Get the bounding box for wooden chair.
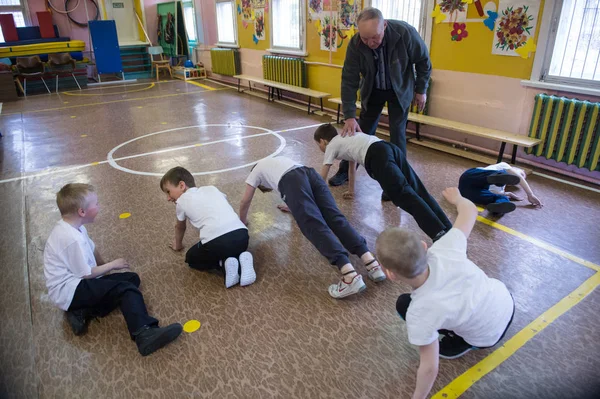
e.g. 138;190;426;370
148;46;172;82
15;56;51;96
48;53;81;93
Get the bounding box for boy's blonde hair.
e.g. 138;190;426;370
376;228;427;278
56;183;95;216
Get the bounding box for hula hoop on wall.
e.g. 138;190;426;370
46;0;80;14
65;0;100;27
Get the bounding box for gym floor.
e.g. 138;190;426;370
1;79;599;398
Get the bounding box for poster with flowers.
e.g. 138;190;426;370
309;0;324;21
241;0;252;22
338;0;361;30
252;0;265;7
436;0;468;23
319;11;339;51
254;8;265;40
492;0;539;56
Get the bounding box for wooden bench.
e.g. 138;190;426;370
0;103;3;138
234;74;330;115
328;97;541;164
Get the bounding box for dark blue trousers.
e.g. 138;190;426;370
458;168;511;206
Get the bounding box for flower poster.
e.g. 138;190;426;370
241;0;252;22
437;0;468;23
319;11;339;52
492;0;540;56
309;0;323;20
254;8;265;40
252;0;265;7
338;0;361;30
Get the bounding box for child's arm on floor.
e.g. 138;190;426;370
343;161;357;199
84;258;130;279
507;168;543;207
412;340;440;399
239;184;257;225
442;187;478;239
320;164;332;181
171;219;186;251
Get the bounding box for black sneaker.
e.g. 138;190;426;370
486;173;520;186
486;202;516;214
381;191;391;202
135;323;183;356
66;309;92;336
328;171;348;186
439;333;475;359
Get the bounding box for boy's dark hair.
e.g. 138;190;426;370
160;167;196;190
313;123;339;142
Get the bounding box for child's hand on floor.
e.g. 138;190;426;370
527;194;543;208
442;187;463;205
506;192;524;201
111;258;130;270
277;204;291;213
169;240;184;251
342;191;354;200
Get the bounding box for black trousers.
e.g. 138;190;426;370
365;141;452;239
278;166;369;268
396;293;515;348
68;272;158;338
185;228;249;272
338;88;408;174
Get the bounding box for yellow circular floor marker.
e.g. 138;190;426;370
71;116;76;118
183;320;201;333
63;101;69;104
161;122;167;125
137;106;143;109
119;212;131;219
80;134;88;137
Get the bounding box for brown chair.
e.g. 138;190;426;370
15;56;51;96
48;53;81;93
148;46;172;82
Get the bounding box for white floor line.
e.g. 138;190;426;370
533;171;600;194
0;123;325;184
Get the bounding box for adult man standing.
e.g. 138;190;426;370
329;7;432;196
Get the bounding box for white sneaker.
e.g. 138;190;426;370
366;262;386;282
224;257;240;288
239;251;256;287
328;274;366;299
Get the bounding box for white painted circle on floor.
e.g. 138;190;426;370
107;124;286;176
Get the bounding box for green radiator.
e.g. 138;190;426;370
210;48;241;76
262;55;307;88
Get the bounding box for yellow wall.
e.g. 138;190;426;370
236;4;270;50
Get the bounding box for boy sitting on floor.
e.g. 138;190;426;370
44;183;182;356
314;123;452;241
160;167;256;288
376;187;515;399
458;162;543;214
239;156;385;299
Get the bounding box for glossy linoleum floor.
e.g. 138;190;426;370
1;80;599;399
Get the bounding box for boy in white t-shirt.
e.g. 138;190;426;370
376;187;514;399
44;183;182;356
314;124;452;241
239;156;386;299
458;162;543;214
160;167;255;288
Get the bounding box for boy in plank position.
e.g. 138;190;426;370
239;156;385;299
314;123;452;241
376;187;514;399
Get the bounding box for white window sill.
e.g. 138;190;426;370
521;80;600;98
215;43;240;49
267;48;308;57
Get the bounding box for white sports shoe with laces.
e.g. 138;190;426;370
365;259;386;282
328;273;366;299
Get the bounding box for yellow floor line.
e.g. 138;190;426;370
62;83;155;96
2;87;231;116
433;271;600;399
185;80;216;90
476;215;600;272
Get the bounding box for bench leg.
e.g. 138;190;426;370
511;144;518;164
336;105;341;124
320;98;323;112
307;96;312;114
237;78;241;92
277;88;282;100
248;81;252;92
416;123;421;141
497;142;507;163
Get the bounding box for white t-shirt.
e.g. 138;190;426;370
478;162;513;195
323;133;382;166
245;156;302;193
176;186;247;244
406;228;514;348
44;220;97;311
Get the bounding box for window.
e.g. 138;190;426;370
370;0;428;40
0;0;30;43
541;0;600;88
182;0;197;43
216;0;237;46
270;0;305;55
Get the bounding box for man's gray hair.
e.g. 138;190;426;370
357;7;384;24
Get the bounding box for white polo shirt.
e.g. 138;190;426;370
323;133;382;166
176;186;247;244
245;156;302;194
405;228;514;348
44;220;97;311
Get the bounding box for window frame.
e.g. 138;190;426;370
367;0;433;48
267;0;307;56
182;0;199;45
215;0;239;48
0;0;32;43
526;0;600;95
